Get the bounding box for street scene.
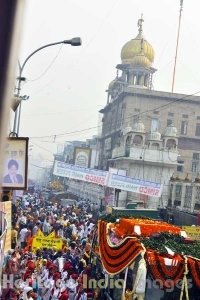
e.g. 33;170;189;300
1;0;200;299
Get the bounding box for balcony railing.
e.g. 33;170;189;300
112;145;178;165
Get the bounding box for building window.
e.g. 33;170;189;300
151;118;158;132
195;123;200;136
153;111;159;115
192;161;198;173
184;186;192;209
177;160;184;172
151;142;160;149
168;112;174;117
175;185;182;200
197;116;200;120
181;121;188;135
193;153;200;160
182;114;188;118
166;139;176;149
133;135;143;145
167;119;172;126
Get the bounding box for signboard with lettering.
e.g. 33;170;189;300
1;137;28;190
74;147;92;168
182;226;200;240
31;230;63;252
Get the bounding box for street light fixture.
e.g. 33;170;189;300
63;37;81;46
11;37;82;137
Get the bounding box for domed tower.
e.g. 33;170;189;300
106;73;126;103
131;117;146;146
147;130;162;149
106;77;118;103
117;15;156;89
122;117;146;157
162;123;178;150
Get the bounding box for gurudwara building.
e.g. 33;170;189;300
99;17;200;207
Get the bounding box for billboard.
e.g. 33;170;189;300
1;137;28;190
74;147;92;168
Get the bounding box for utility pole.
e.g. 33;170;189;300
115;188;121;207
171;0;184;93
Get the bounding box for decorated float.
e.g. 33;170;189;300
91;215;200;300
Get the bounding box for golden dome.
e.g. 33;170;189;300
121;17;154;65
131;53;151;68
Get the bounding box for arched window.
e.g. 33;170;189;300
151;142;160;149
166;139;176;149
133;135;143;145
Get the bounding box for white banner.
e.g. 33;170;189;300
108;173;162;197
53;161;108;186
53;161;162;197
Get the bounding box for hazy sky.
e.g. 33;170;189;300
11;0;200;162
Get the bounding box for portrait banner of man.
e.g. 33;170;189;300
1;137;28;190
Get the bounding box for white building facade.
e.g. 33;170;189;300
110;118;179;208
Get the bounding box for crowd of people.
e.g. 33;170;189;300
2;192;106;300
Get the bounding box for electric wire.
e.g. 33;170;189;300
30;163;52;169
30;141;54;154
28;88;200;139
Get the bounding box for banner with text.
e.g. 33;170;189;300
107;173;162;198
53;161;108;186
31;230;63;252
53;161;162;197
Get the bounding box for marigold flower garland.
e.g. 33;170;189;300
114;218;181;237
187;256;200;288
96;219;200;291
98;221;143;275
147;250;185;289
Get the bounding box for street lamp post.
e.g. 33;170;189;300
12;37;82;136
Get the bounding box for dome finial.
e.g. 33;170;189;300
137;14;144;35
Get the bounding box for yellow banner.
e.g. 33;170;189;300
182;226;200;240
31;230;63;252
